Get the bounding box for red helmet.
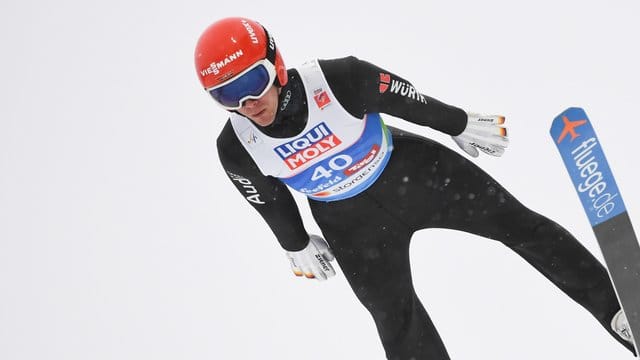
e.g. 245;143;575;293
194;17;287;90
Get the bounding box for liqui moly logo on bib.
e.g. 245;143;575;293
274;123;342;170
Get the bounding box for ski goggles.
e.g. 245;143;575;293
206;59;277;110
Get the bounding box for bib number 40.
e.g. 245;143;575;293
311;154;353;181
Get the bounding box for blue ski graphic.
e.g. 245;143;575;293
550;107;625;226
550;107;640;355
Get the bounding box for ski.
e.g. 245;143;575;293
550;107;640;354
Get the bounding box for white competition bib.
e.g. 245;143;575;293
230;59;393;201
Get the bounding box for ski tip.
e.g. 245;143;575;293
552;106;586;123
560;106;585;115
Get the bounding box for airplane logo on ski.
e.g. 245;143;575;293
556;115;587;144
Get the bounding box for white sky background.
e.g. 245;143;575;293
1;0;639;359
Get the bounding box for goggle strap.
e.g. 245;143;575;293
262;26;277;66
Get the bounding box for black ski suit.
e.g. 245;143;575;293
215;56;632;359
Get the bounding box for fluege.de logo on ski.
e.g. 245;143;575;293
554;110;623;224
274;123;342;170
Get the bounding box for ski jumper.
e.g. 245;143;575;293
216;56;632;359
